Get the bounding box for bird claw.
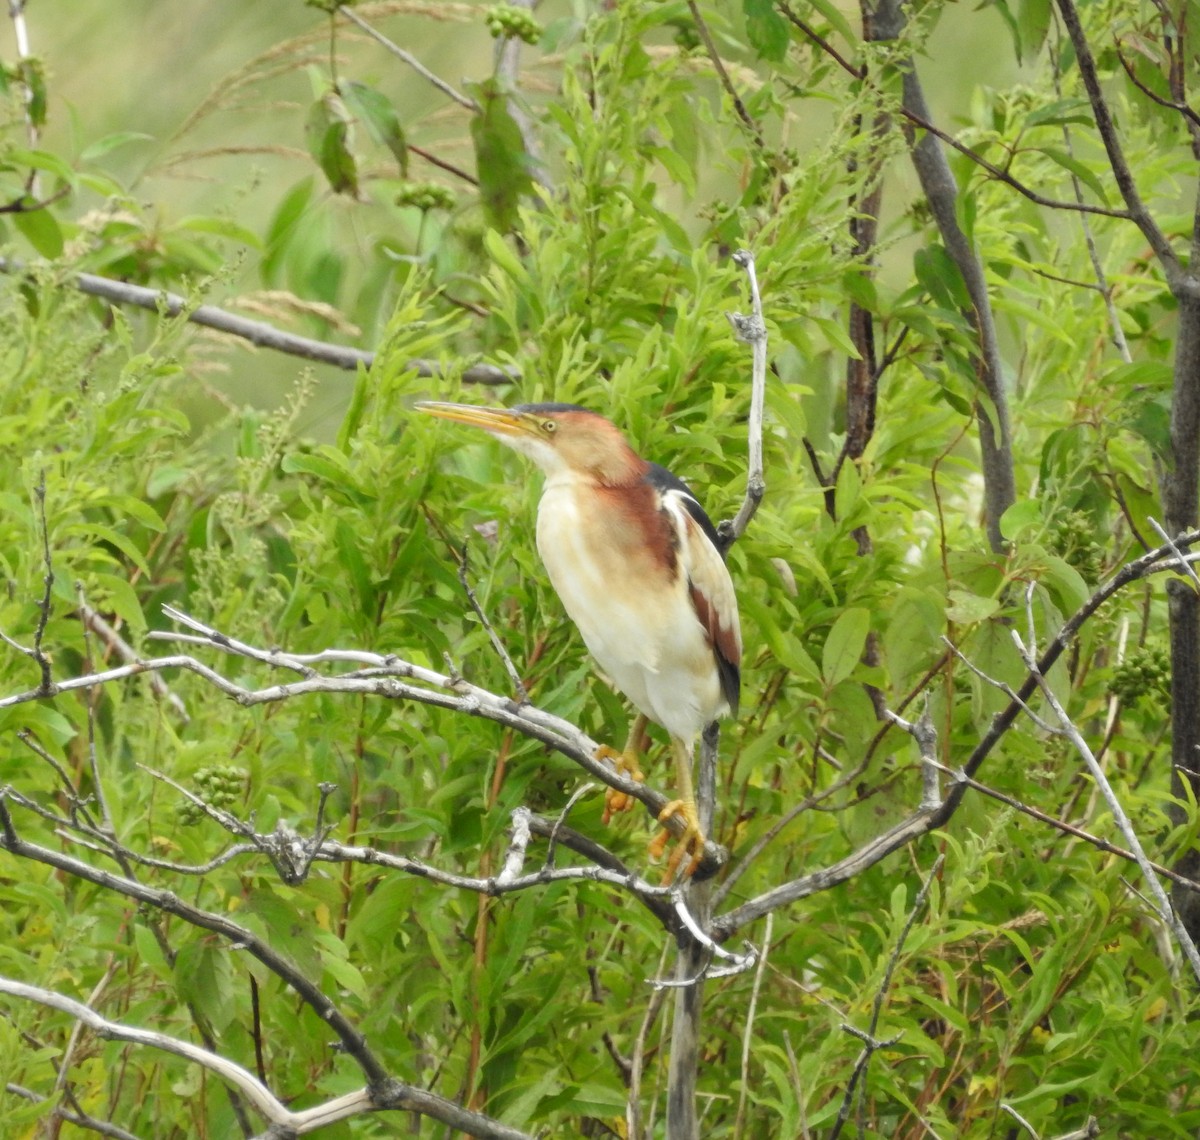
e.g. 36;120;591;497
596;744;645;824
649;798;705;882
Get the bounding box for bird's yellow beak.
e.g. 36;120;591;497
415;401;531;439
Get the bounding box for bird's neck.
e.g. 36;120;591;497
585;449;648;488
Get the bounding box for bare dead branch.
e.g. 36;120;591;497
0;256;518;383
0;800;390;1085
5;1081;143;1140
0;977;534;1140
78;601;188;721
721;249;768;549
883;700;941;810
1008;587;1200;983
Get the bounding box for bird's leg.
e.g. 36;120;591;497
597;713;647;824
648;737;704;880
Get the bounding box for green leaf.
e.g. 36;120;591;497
805;0;857;45
174;941;237;1033
914;244;971;312
822;607;870;687
13;202;63;258
306;93;358;196
18;58;47;129
340;80;408;174
945;588;1000;624
263;176;314;283
468;78;534;233
1000;498;1042;542
743;0;790;61
9;147;76;184
80;131;154;162
175;214;263;249
1035;147;1110;205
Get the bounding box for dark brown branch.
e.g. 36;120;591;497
778;2;1134;221
1115;40;1200;132
0;798;390;1087
872;0;1015;552
686;0;764;148
715;533;1200;939
1054;0;1182;279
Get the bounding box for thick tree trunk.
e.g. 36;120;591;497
872;0;1016;554
1165;288;1200;938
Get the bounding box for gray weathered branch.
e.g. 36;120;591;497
0;256;517;384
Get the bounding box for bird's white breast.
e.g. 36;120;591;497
535;475;724;743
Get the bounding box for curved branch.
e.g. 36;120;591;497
0;977;533;1140
0;801;388;1086
0;605;723;874
715;532;1200;939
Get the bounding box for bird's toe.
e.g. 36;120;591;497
596;744;645;824
650;798;705;881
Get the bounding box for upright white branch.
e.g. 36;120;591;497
1010;601;1200;985
724;249;768;546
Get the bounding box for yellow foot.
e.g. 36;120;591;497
595;744;645;824
648;798;705;882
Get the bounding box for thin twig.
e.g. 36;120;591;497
883;699;940;810
0;976;534;1139
732;912;774;1140
626;943;671;1140
1009;586;1200;984
337;5;479;111
0;800;391;1085
78;600;189;721
1053;0;1183;280
458;542;528;702
31;471;54;692
685;0;763;147
1146;516;1200;590
929;759;1200;893
1051;31;1133;363
828;854;944;1140
4;1082;143;1140
76;585;116;834
942;636;1061;734
1000;1103;1040;1139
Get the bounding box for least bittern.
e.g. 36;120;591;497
418;401;741;877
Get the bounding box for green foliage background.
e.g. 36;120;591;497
0;1;1197;1137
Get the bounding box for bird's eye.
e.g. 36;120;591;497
542;420;557;434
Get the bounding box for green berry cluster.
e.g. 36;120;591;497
484;3;541;44
1050;509;1105;584
394;181;455;211
1108;645;1171;706
177;765;246;826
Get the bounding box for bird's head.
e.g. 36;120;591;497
417;400;643;484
